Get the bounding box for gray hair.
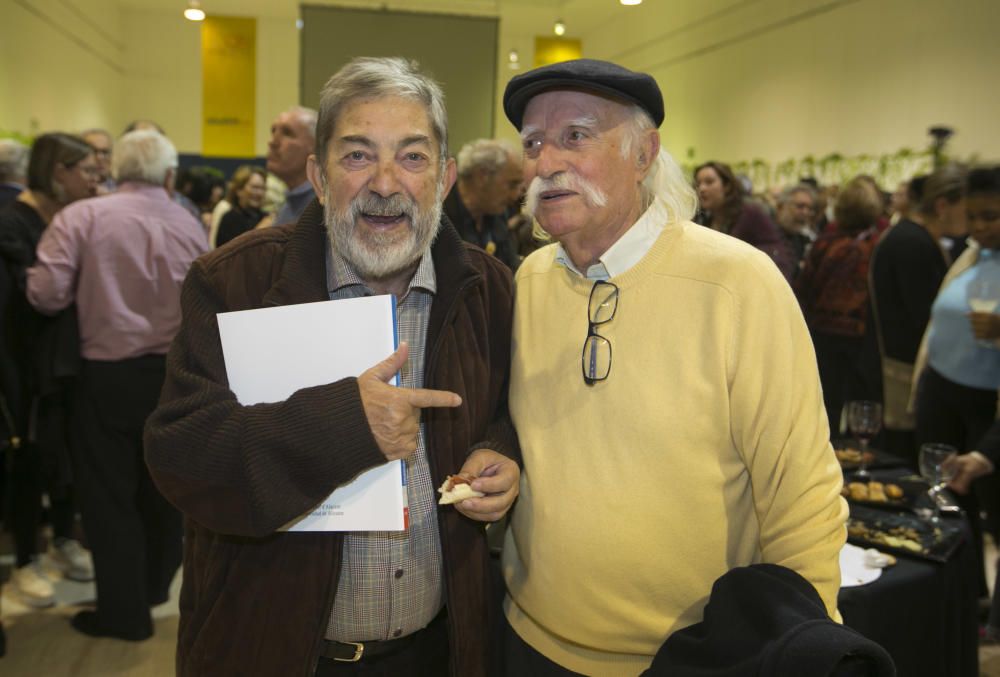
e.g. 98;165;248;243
779;183;817;205
457;139;512;179
315;57;448;173
0;139;30;182
621;104;697;225
113;130;178;185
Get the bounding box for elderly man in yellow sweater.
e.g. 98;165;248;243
499;59;848;676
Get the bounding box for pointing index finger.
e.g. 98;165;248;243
406;387;462;409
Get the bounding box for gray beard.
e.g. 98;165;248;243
324;180;444;281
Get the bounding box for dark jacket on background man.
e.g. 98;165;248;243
144;201;517;677
443;187;520;271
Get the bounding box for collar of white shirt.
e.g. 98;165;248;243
554;196;669;281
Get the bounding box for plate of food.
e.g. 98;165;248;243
832;442;905;471
841;480;909;508
846;504;966;563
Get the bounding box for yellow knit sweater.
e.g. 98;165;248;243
503;218;847;676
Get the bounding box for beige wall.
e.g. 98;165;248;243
578;0;998;169
119;7;298;156
0;3;297;156
4;0;996;169
1;0;124;138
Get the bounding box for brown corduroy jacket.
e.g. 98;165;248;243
144;200;517;676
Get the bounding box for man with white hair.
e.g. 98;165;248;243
144;57;518;676
0;138;29;208
500;59;848;675
267;105;319;226
443;138;523;270
26;130;207;641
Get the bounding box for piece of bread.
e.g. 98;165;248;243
437;474;485;505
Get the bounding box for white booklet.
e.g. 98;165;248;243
217;295;408;532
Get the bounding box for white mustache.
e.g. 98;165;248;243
525;172;608;216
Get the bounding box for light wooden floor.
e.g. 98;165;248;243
3;541;1000;675
1;550;180;676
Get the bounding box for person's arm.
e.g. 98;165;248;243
25;209;82;315
449;254;521;522
730;251;847;620
143;259;459;538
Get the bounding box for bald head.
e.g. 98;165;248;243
266;106;317;187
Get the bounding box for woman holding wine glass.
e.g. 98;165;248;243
912;165;1000;602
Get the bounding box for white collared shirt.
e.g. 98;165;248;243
554;196;669;280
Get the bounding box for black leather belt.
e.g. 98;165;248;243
320;609;446;663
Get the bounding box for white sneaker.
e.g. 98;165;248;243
49;539;95;582
8;563;56;608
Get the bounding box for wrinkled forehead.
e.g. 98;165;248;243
520;89;629;135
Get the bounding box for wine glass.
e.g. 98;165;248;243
846;400;882;480
918;443;958;523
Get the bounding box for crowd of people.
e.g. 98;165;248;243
0;54;997;675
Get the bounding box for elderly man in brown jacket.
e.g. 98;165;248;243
144;57;519;677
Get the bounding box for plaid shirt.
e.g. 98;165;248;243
324;243;444;642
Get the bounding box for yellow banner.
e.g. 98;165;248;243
201;17;256;157
534;37;582;67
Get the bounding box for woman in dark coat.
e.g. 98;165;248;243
694;161;794;279
0;133;98;608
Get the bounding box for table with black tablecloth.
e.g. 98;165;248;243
838;508;979;676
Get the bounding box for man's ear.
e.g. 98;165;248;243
164;167;177;195
637;129;660;176
306;154;325;204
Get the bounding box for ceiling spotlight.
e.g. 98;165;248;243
184;0;205;21
508;49;520;69
620;0;643;5
553;19;566;36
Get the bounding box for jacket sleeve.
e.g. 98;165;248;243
979;420;1000;466
143;258;386;538
468;251;521;466
730;251;848;621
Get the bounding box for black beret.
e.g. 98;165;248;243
503;58;664;130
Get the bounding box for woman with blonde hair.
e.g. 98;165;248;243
796;175;883;434
213;164;267;248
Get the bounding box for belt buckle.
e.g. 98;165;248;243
334;641;365;662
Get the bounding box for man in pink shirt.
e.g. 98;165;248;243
27;129;208;640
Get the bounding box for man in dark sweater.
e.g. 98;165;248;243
144;57;519;677
443;138;523;271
